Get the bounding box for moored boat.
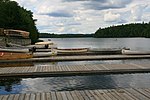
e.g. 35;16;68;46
0;48;30;53
54;48;88;54
122;49;150;55
0;52;33;60
88;48;122;54
27;41;57;49
33;52;57;57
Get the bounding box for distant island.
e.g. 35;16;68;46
39;33;93;38
94;22;150;38
39;22;150;38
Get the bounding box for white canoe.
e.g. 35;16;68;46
0;48;30;53
89;48;122;54
54;48;88;54
33;52;57;57
35;41;54;45
122;49;150;55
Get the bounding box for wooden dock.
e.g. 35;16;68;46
1;88;150;100
0;54;150;63
0;63;150;77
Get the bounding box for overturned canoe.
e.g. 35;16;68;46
89;48;122;54
33;52;57;57
0;52;33;60
54;48;88;54
0;48;30;53
122;49;150;55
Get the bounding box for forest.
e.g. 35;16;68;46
39;33;93;38
94;22;150;38
0;0;38;44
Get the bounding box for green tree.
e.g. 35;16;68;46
0;0;39;44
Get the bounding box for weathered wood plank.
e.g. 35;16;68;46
0;63;150;77
60;92;68;100
1;95;8;100
78;91;90;100
35;93;40;100
102;90;119;100
41;93;46;100
1;88;150;100
7;94;15;100
133;88;150;99
74;91;84;100
30;93;35;100
65;91;74;100
55;92;63;100
45;92;52;100
13;94;20;100
19;94;25;100
51;92;57;100
1;54;150;63
126;88;150;100
24;93;30;100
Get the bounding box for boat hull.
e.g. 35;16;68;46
89;48;122;54
54;48;88;54
122;49;150;55
0;52;33;60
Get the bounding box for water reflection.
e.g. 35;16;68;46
1;73;150;94
0;78;22;94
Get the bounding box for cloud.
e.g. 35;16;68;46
43;11;73;17
63;0;132;10
63;0;106;2
104;12;120;22
131;4;148;21
12;0;150;34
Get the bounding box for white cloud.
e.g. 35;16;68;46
104;12;121;22
58;27;65;32
131;4;148;21
11;0;150;34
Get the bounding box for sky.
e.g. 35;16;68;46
12;0;150;34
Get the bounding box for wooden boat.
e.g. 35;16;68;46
88;48;122;54
54;48;88;54
122;49;150;55
0;52;33;60
0;62;34;67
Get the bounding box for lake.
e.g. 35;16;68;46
1;38;150;95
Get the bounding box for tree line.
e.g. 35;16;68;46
0;0;38;44
39;33;93;38
94;22;150;38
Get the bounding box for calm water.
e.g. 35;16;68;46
1;38;150;95
43;38;150;50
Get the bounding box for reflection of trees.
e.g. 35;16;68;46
0;78;21;92
43;75;117;91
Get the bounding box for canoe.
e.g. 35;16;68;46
33;52;57;57
89;48;122;54
0;52;33;60
0;48;30;53
122;49;150;55
54;48;88;54
35;41;54;45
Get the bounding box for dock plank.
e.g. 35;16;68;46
1;54;150;63
126;88;150;100
35;93;40;100
1;88;150;100
0;63;150;77
7;95;14;100
45;93;52;100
